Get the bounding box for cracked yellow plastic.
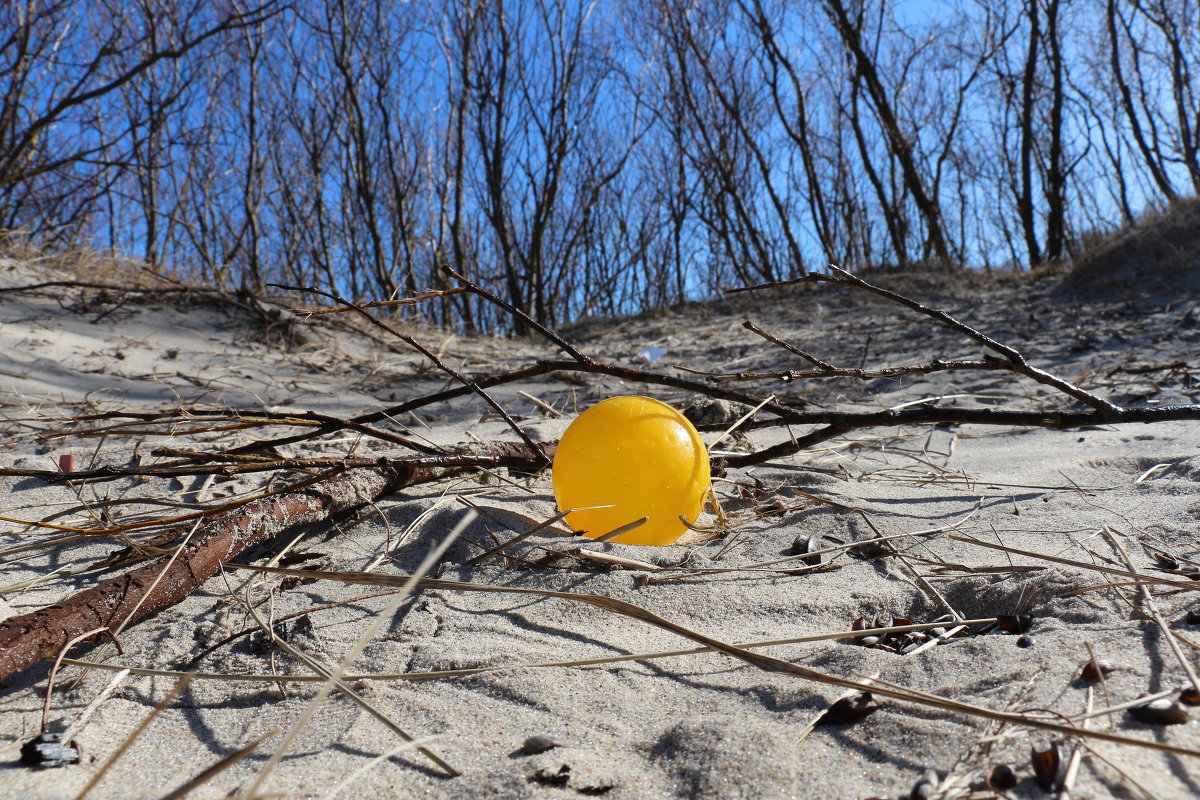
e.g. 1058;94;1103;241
552;395;710;546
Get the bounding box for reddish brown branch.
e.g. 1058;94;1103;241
0;464;437;684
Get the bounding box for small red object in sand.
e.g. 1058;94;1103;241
58;454;73;473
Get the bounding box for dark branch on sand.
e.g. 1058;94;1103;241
0;448;547;485
729;265;1118;412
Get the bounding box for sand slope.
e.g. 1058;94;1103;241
2;259;1199;799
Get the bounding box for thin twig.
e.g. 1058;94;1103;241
1104;528;1200;695
1059;688;1091;800
158;728;281;800
41;627;120;732
273;283;549;466
73;674;193;800
729;265;1119;413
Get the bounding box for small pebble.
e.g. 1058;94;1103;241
928;627;947;639
788;535;822;566
1185;609;1200;626
521;734;564;755
1128;699;1190;725
910;768;939;800
1078;658;1115;682
1031;742;1065;791
1016;635;1035;648
859;636;881;647
989;763;1017;789
20;733;79;768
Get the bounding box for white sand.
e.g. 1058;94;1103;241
2;257;1199;799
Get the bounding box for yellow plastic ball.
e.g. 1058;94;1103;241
552;395;710;546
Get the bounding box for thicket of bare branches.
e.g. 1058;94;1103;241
4;0;1199;331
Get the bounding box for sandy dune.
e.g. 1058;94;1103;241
2;256;1199;799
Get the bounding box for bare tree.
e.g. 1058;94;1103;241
458;0;638;333
5;0;1200;333
822;0;952;265
1106;0;1180;202
0;0;285;244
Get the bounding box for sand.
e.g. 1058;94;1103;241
2;255;1199;799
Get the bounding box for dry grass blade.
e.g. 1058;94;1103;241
1103;529;1200;695
158;727;280;800
1059;689;1092;800
230;563;1200;758
708;393;775;449
1084;641;1115;729
320;737;440;800
238;510;476;798
575;549;662;570
41;627;119;730
462;504;575;565
592;515;649;543
65;618;998;684
58;668;130;745
1072;686;1180;723
949;535;1200;591
516;389;561;417
73;674;193;800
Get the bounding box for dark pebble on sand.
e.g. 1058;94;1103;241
20;733;79;768
910;769;939;799
1078;658;1115;682
1016;635;1035;648
1128;699;1190;725
989;763;1017;789
788;534;822;565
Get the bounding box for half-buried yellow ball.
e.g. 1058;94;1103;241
552;395;710;546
